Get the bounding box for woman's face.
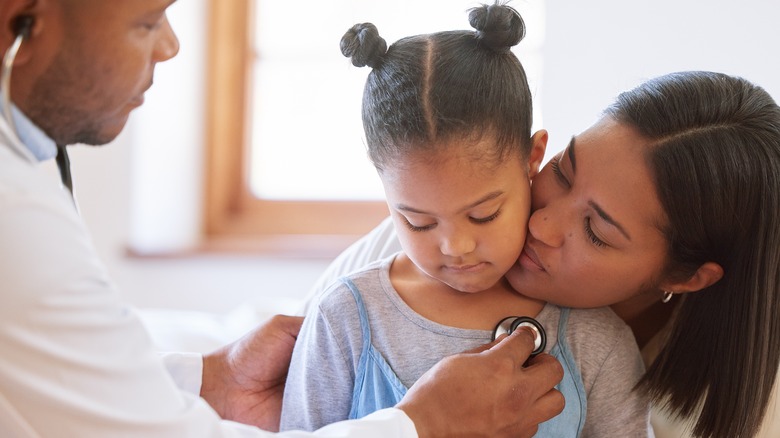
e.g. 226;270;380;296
505;117;670;308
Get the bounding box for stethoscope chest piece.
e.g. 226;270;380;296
491;316;546;356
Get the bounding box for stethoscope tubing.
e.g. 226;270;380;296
1;32;35;164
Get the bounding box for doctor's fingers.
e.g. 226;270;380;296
463;337;501;354
517;355;565;422
488;325;543;366
507;384;565;438
517;353;565;422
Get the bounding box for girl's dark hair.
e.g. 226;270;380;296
340;1;532;170
606;71;780;438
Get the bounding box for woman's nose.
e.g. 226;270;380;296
528;207;564;248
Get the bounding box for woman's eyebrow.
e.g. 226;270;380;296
567;137;577;173
588;200;632;241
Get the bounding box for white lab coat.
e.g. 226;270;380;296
0;115;417;437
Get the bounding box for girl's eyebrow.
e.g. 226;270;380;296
396;191;504;215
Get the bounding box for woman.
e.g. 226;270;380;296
306;71;780;437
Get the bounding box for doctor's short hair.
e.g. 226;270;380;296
340;1;533;171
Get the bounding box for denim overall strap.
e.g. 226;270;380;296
340;278;408;420
535;307;588;437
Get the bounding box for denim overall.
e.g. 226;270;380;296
342;277;587;436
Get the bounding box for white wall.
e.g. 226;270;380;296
66;0;780;314
541;0;780;151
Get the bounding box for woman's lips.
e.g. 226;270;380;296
519;246;545;272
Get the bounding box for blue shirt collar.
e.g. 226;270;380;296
0;104;57;162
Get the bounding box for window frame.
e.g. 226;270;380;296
204;0;389;257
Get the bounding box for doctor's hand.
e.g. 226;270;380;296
397;328;564;438
200;314;304;431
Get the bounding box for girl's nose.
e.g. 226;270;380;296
440;232;476;257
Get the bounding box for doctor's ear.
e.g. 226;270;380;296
527;130;548;178
2;14;37;67
1;0;35;37
1;0;49;64
12;15;34;39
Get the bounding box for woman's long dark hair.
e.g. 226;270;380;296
607;71;780;437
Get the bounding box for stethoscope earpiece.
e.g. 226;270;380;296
12;16;34;39
491;316;546;357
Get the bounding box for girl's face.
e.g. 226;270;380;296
380;135;545;293
506;118;670;308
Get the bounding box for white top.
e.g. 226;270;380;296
300;217;401;316
0;113;417;437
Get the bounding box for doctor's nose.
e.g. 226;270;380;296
154;16;181;63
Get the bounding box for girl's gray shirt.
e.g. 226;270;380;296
281;254;652;437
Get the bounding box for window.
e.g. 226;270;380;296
205;0;544;257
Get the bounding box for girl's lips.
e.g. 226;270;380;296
446;262;487;272
519;247;545;272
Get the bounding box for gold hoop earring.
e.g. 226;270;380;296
662;290;674;303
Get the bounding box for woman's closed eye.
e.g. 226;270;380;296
584;217;608;248
550;156;571;187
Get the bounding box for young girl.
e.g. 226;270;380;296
281;3;650;436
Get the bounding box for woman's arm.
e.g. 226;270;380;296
579;315;651;438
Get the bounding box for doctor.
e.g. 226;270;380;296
0;1;564;437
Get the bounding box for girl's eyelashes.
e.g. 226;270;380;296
402;210;500;231
471;210;501;224
550;156;571;187
584;217;607;248
404;217;435;232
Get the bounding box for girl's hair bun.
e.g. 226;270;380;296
340;23;388;69
468;1;526;52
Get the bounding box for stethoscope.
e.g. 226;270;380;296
491;316;546;357
2;16;74;195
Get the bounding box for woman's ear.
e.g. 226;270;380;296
662;262;724;294
527;129;548;178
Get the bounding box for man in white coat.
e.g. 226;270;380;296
0;1;564;437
